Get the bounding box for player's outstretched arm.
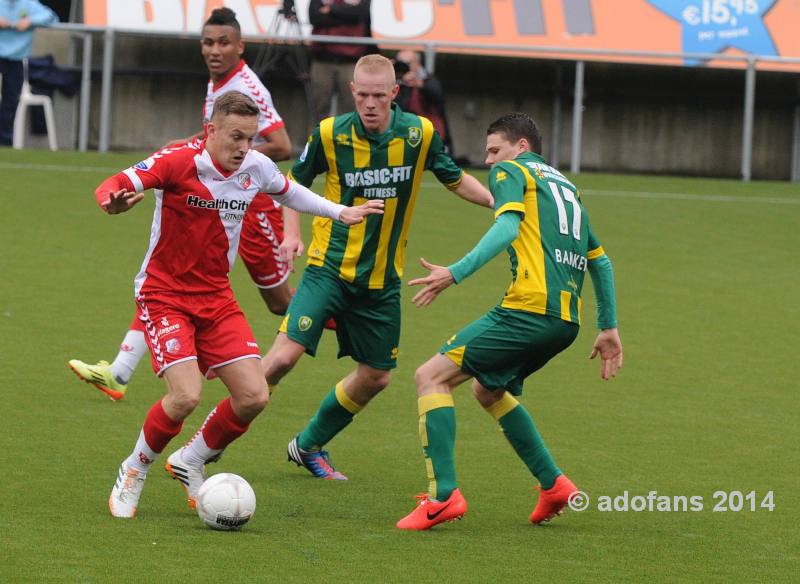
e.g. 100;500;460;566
276;180;384;224
104;189;145;214
590;328;623;380
451;173;494;208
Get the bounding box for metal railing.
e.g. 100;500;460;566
49;22;800;181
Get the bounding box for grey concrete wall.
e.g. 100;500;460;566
28;29;800;180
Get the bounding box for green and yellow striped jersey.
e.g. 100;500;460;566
289;104;463;289
490;151;607;324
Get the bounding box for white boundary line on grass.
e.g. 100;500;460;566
2;162;798;205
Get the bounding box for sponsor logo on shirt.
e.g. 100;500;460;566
335;133;351;146
495;170;508;182
186;195;250;211
134;156;155;170
344;166;412;188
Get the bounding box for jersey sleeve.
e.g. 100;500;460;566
254;87;285;137
254;154;291;195
94;147;181;208
425;130;463;189
490;162;527;219
288;127;327;187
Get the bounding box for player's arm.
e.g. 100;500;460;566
427;130;493;208
409;212;520;307
94;154;171;214
275;180;383;225
586;229;623;379
450;173;493;208
409;162;522;305
253;127;292;162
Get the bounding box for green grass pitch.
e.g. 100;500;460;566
0;149;797;582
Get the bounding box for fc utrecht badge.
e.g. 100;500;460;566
237;173;252;189
407;127;422;148
165;338;181;354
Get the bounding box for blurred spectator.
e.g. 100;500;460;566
308;0;372;119
393;50;453;154
0;0;58;146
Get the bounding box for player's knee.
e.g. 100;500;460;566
367;370;391;392
472;383;498;409
235;382;270;417
170;389;202;417
265;297;289;316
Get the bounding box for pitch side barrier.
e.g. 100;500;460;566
47;23;800;181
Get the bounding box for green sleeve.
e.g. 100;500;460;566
425;130;463;189
448;212;521;283
586;227;618;329
489;162;527;218
288;127;327;187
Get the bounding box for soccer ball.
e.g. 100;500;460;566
196;473;256;531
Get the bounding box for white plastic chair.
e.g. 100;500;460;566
13;58;57;151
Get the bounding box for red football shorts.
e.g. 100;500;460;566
238;196;289;289
136;289;260;377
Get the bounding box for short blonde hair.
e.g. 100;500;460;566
211;90;259;120
353;54;395;82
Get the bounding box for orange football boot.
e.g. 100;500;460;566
396;488;467;530
530;474;579;524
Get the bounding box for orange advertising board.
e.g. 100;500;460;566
83;0;800;71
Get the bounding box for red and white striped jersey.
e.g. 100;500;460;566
203;60;284;146
112;142;290;297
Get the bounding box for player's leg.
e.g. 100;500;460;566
288;362;390;480
473;382;578;524
109;360;202;518
165;294;264;508
68;312;148;400
287;282;398;479
396;353;471;530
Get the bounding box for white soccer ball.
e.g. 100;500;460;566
196;473;256;531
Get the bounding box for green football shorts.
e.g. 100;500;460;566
279;266;401;370
440;306;579;395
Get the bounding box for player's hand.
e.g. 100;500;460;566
590;328;623;380
0;17;9;28
338;199;384;225
103;189;144;214
408;258;455;307
279;235;304;272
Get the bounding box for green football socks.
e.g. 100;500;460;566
298;382;363;451
417;393;457;501
485;392;561;490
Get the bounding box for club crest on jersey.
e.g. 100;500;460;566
237;173;252;189
134;156;155;171
407;127;422;148
298;316;313;332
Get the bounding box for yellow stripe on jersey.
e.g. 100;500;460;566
369;138;405;288
394;117;434;278
369;196;399;289
388;137;405;166
501;160;548;314
587;246;606;260
351;126;371;168
560;290;572;322
339;197;367;282
308;118;341;268
577;296;582;325
494;201;526;219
